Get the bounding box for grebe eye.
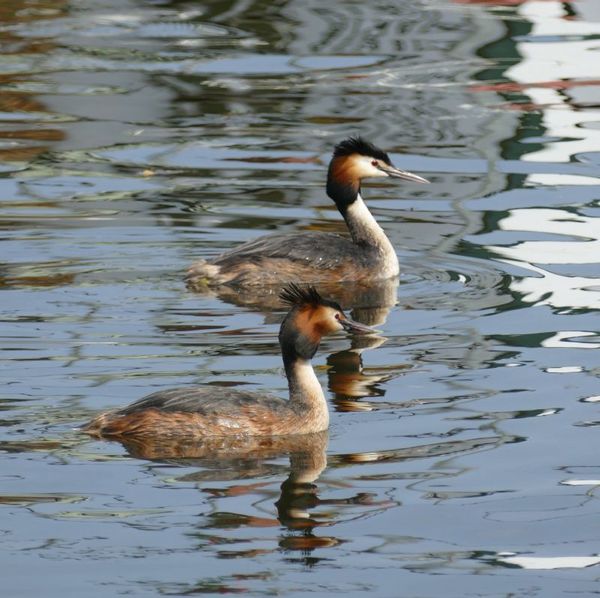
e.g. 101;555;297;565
335;313;341;320
371;160;378;167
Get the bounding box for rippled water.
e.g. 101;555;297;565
1;0;599;595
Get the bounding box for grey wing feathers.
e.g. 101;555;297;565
213;232;358;270
117;386;285;416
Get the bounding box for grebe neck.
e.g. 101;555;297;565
343;193;399;276
284;357;329;426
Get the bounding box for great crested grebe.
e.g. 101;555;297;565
83;284;373;440
186;137;429;288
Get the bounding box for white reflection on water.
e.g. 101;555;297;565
491;206;599;309
560;479;600;486
495;208;598;265
506;0;600;164
499;553;600;570
541;331;600;349
527;173;599;185
498;259;599;310
488;1;600;311
507;0;600;79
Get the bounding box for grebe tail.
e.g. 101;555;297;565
186;137;428;288
83;284;373;440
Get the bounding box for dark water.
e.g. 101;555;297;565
1;0;599;595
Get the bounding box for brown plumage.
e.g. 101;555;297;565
84;398;321;439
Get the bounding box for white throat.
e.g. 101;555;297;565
344;193;399;277
288;360;329;426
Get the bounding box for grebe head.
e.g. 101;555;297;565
326;136;429;211
279;284;372;361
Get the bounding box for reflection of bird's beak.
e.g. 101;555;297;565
340;317;376;335
379;163;429;184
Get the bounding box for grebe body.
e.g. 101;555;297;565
83;284;372;440
187;138;428;288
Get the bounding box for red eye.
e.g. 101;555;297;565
371;160;378;167
335;313;341;320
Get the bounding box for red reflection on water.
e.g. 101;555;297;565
471;80;600;93
454;0;572;5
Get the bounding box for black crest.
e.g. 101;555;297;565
279;283;341;311
332;137;391;165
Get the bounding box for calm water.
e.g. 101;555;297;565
1;0;599;595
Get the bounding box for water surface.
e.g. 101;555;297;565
1;0;599;596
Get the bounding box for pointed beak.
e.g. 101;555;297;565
379;163;429;184
340;317;376;335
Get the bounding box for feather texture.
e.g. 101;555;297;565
332;136;392;164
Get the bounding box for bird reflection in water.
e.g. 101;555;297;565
189;278;402;412
320;278;407;412
110;430;395;562
90;430;514;571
